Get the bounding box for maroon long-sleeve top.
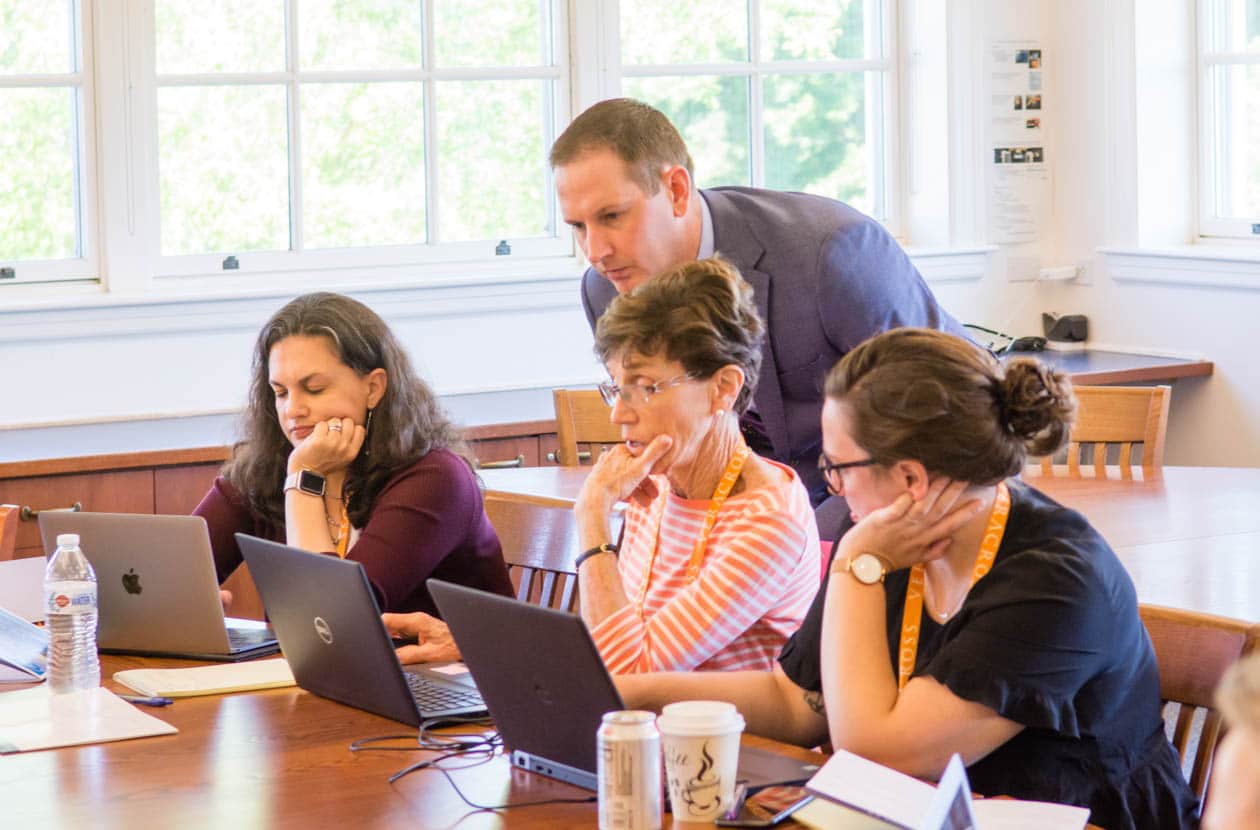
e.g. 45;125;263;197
193;448;514;616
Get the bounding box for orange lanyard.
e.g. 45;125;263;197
897;481;1010;690
334;502;350;559
636;442;751;614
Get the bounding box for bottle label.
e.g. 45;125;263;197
46;582;97;615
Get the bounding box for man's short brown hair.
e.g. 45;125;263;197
550;98;694;194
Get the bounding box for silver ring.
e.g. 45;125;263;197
329;424;343;432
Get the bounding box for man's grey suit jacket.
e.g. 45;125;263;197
581;186;966;536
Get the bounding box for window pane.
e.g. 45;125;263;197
0;88;77;260
620;0;747;65
761;0;868;61
155;0;284;74
1210;64;1260;219
437;80;550;242
433;0;549;67
0;0;74;74
622;75;750;187
158;86;289;254
1210;0;1260;52
302;83;425;248
764;72;871;212
300;1;421;71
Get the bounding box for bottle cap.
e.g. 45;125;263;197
55;533;80;546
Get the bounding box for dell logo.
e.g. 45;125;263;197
313;616;334;645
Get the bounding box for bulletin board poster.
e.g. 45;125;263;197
987;40;1048;246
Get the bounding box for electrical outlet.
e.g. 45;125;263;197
1073;258;1093;285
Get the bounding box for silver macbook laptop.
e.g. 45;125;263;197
37;512;278;661
236;533;485;727
428;579;823;792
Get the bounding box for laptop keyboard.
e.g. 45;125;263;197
227;627;275;649
405;671;484;712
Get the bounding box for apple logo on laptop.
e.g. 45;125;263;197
122;568;142;595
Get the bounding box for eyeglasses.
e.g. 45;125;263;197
598;374;694;407
817;454;878;491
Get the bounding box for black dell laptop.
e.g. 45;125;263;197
237;534;485;727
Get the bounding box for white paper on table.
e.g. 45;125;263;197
973;799;1090;830
807;749;1090;830
426;662;471;676
0;686;177;753
807;749;937;828
0;605;47;683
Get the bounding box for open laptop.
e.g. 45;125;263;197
38;512;278;661
428;579;822;792
236;534;485;727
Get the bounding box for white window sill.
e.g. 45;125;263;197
904;246;997;283
1101;245;1260;290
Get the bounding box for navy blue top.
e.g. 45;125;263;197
779;480;1199;830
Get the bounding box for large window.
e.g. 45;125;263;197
614;0;895;224
1200;0;1260;237
0;1;95;284
0;0;903;293
0;0;568;288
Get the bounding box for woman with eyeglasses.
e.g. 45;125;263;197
572;256;820;674
194;292;514;629
619;328;1197;829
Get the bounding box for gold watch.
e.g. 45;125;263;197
844;553;889;585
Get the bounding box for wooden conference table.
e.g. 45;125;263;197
1;654;826;828
479;465;1260;622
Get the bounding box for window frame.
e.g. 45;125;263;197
1198;0;1260;239
0;0;99;287
598;0;901;235
4;0;913;297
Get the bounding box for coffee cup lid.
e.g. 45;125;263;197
657;700;745;736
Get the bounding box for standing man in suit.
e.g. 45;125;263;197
550;98;966;539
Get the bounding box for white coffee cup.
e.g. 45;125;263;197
656;700;745;821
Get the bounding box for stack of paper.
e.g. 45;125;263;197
803;749;1091;830
0;686;177;753
113;657;295;698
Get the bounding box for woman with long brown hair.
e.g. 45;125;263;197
195;292;513;619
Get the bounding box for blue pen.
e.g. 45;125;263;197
117;694;174;707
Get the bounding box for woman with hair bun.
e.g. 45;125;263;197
620;327;1197;829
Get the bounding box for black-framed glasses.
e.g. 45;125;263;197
817;454;878;488
598;374;695;407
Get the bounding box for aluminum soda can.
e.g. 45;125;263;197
597;710;662;830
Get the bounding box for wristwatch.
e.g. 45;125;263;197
283;469;326;497
844;552;890;585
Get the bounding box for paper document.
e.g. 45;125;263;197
113;657;295;698
0;605;48;683
807;750;1090;830
0;686;177;753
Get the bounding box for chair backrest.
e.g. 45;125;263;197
552;389;621;466
1139;603;1260;802
483;493;580;613
1034;385;1170;479
0;504;19;562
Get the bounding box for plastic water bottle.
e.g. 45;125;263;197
44;533;100;693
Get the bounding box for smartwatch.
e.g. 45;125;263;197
283;469;326;497
844;552;889;585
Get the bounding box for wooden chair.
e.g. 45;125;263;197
1034;385;1170;479
484;492;581;613
0;504;19;561
1139;603;1260;802
552;389;622;466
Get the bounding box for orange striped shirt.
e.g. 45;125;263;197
591;460;820;675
